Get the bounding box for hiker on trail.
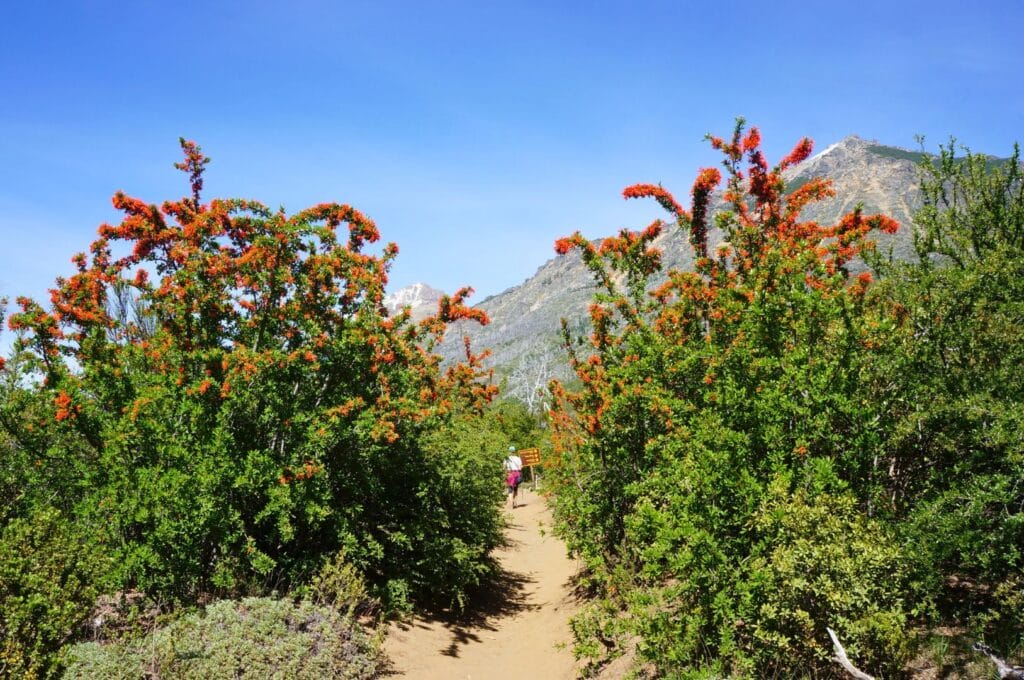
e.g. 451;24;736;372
504;446;523;509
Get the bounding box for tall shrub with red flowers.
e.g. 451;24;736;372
1;140;501;610
547;121;910;676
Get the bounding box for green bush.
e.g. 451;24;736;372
606;445;910;677
1;140;501;612
416;413;510;609
308;550;375;618
741;482;910;677
0;507;113;679
64;597;381;679
874;140;1024;647
548;123;1024;676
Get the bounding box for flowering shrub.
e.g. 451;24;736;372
547;120;910;676
1;140;500;613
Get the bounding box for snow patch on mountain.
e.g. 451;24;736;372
384;283;445;321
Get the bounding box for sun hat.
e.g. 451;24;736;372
509;445;516;452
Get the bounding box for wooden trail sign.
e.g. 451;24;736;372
517;448;542;489
519;448;541;466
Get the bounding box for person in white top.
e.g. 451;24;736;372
504;445;524;508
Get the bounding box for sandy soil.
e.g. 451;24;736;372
382;486;583;679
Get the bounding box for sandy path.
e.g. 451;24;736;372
382;486;582;679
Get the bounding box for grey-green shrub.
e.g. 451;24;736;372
64;597;380;679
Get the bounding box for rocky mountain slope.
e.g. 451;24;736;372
419;136;928;408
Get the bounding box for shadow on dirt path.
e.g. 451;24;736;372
382;487;582;679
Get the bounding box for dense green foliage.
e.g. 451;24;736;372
549;123;1023;677
866;144;929;164
0;141;505;676
0;507;113;677
877;140;1024;650
64;597;381;679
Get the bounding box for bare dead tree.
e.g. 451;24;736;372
107;280;156;343
507;345;559;412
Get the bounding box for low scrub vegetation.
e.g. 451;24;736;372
64;597;380;679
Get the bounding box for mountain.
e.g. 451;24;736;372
435;136;929;409
383;282;445;321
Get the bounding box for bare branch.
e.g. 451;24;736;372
973;642;1024;679
827;627;875;680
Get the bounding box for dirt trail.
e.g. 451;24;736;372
382;486;583;679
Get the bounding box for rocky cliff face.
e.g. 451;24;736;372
789;136;923;261
422;136;928;408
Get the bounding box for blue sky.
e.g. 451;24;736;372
1;0;1022;328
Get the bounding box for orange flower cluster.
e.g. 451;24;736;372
278;460;323;485
54;391;79;422
6;138;495;494
689;167;722;258
547;120;900;472
780;138;815;170
623;183;687;218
